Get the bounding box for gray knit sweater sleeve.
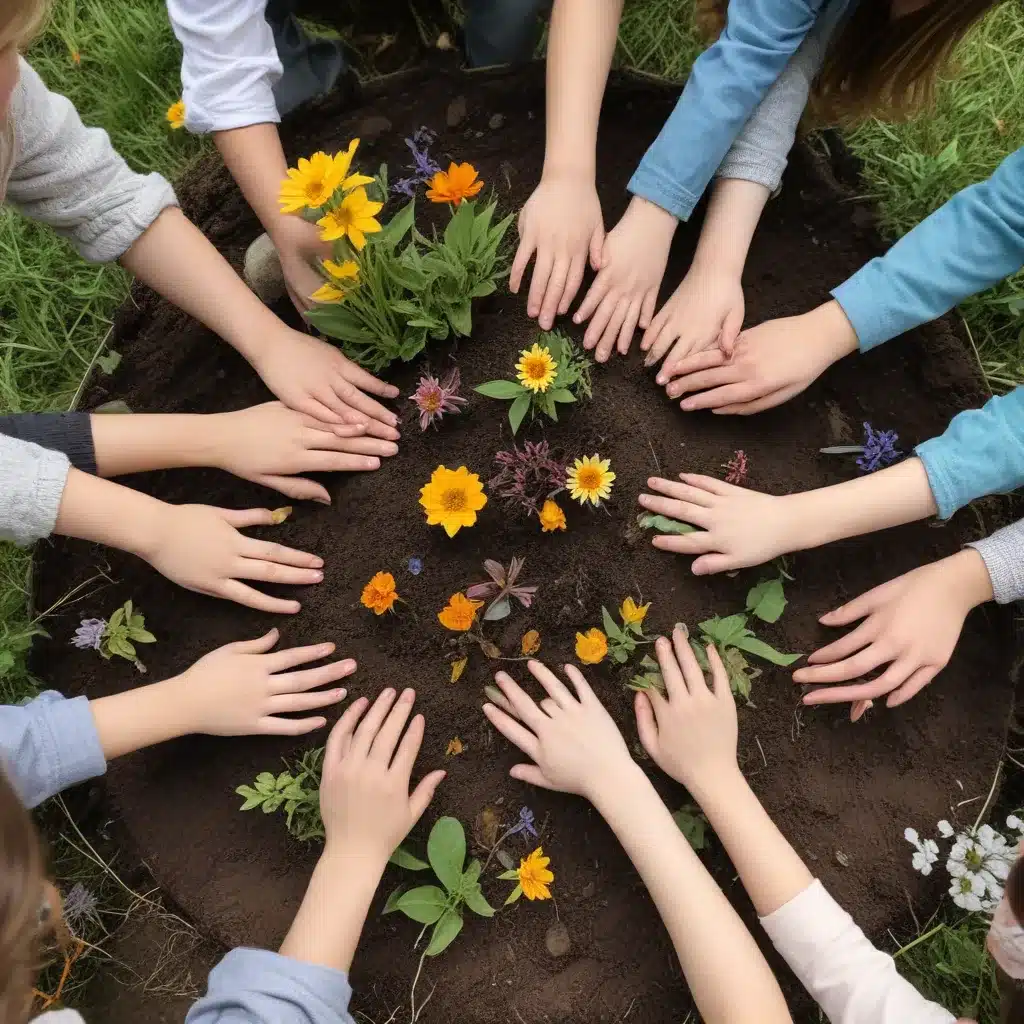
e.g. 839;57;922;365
6;58;178;263
968;519;1024;605
0;434;70;547
716;0;849;192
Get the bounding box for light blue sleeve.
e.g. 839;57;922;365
916;386;1024;519
185;948;355;1024
0;692;106;809
832;145;1024;351
627;0;827;219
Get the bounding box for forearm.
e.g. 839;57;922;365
786;458;938;552
89;680;192;760
692;178;772;278
593;764;791;1023
280;849;384;973
119;206;281;365
542;0;623;176
90;413;222;477
215;123;292;239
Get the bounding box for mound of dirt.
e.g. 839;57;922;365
33;65;1014;1023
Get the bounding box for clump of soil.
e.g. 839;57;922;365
34;65;1014;1023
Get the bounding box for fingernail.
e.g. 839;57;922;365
385;443;399;455
381;687;395;699
321;642;335;653
656;374;666;385
316;496;331;505
334;688;347;698
313;570;324;581
675;622;688;639
366;457;380;469
312;557;324;568
400;688;415;701
573;314;582;324
638;494;651;506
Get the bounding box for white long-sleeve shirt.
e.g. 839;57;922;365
166;0;282;133
763;881;956;1023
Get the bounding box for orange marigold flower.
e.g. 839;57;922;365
361;571;398;615
518;847;554;900
575;628;607;665
426;162;484;206
438;593;484;632
538;499;566;533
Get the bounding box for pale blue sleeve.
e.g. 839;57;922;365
832;145;1024;351
916;386;1024;519
0;692;107;808
627;0;827;220
185;948;355;1024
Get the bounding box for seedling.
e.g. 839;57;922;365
821;421;902;474
636;512;697;535
672;805;710;852
466;557;537;621
600;599;653;665
96;601;155;673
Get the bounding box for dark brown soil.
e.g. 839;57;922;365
33;65;1015;1023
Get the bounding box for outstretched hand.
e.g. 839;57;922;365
482;660;633;802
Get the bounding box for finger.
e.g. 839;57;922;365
215;579;301;614
680;382;772;412
636;493;711;529
705;643;730;698
638;289;657;332
409;768;447;824
634;691;660;758
330;381;399;429
819;587;890;629
295;450;384;473
265;640;338;674
350;688;398;758
559;253;586;316
493;671;548;731
527;659;575;709
539;256;569;330
664;346;728;381
510;232;536;294
712;389;796;416
217;506;284;530
800;621;877;671
482;703;540;761
615;298;642;356
593;296;629;363
654;635;686;699
226;628;280;655
574;273;610;327
258;714;330;736
317;421;367;438
235;559;324;586
588;224;605;272
650;532;714;556
325;695;371;764
241;539;324;568
803;672;907;706
527;249;554;319
298;394;348;425
393;711;426;777
799;645;894;689
671;624;708;694
370;688;416;764
645;476;719;506
665;365;742;401
562;663;596;703
640;309;669;357
338;361;400;401
886;665;940;708
266;686;348;715
508;763;559;790
305;431;399;458
652;328;689;373
359;417;402;441
719;306;744;357
689;552;742;576
271;658;358;694
253;474;332;504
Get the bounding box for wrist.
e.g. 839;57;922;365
625;195;678;240
319;840;390;885
946;548;995;610
588;759;650;817
808;300;859;362
685;764;748;813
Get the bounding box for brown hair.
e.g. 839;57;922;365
695;0;1003;123
0;769;46;1024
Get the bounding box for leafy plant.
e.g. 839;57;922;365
465;557;538;621
672;805;710;852
746;577;787;624
600;604;653;665
487;440;567;517
236;747;325;842
384;817;494;956
99;600;155;672
475;331;592;435
636;512;697;535
626;654;665;695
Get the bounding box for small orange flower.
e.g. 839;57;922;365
575;628;607;665
521;630;541;656
538;499;566;533
438;593;484;632
426;162;484;206
446;737;465;757
361;571;398;615
166;100;185;130
518;847;554;900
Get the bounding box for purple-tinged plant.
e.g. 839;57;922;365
408;556;423;575
488;440;567;517
507;806;539;842
466;557;538;621
409;367;467;431
392;127;442;198
723;449;748;486
857;422;902;473
62;882;102;932
71;618;106;651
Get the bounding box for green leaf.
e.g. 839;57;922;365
382;884;408;914
746;578;787;624
733;635;802;666
108;605;126;630
475;380;524;400
504;883;523;906
447;300;472;337
699;613;750;649
463;884;495;918
428;817;466;895
462;859;482;887
380;200;415;249
470;280;496;298
129;628;157;644
255;772;276;788
389;846;430;871
550;389;576;404
425;909;464;956
508;393;531;435
637;513;697;535
497;869;520;881
394;885;447;924
672;805;709;852
689;640;710;672
601;607;624;642
96;350;122;374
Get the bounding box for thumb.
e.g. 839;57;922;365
634;691;660;758
217;506;276;530
509;763;557;791
254;473;331;505
228;627;280;656
719;307;744;358
589;225;606;272
409;770;447;824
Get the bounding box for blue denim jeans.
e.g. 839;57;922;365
266;0;549;115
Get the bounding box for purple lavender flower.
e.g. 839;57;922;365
507;806;539;841
391;127;442;198
856;422;902;474
71;618;106;651
408;556;423;576
409;367;467;431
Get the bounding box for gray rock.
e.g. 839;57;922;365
355;115;392;140
446;95;468;128
488;112;505;130
545;921;571;958
243;232;287;304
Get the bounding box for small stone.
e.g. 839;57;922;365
488;112;505;130
243;232;286;304
545;921;571;958
93;400;132;415
446;95;467;128
836;850;850;868
496;849;515;871
355;115;392;139
581;881;595;899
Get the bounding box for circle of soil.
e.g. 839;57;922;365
34;66;1015;1023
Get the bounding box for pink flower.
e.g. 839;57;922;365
409;367;467;431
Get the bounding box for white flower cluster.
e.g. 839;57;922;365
905;815;1024;913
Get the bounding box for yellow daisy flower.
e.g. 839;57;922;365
323;259;360;283
575;628;608;665
317;187;384;249
419;465;488;538
278;151;347;214
567;454;615;506
515;343;557;393
538;499;567;533
620;596;650;626
332;137;375;193
517;848;554;901
310;282;347;303
166;100;185;130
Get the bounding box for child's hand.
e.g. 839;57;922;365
269;215;333;315
661;302;858;414
250;329;400;440
641;264;745;374
635;628;739;799
171;628;354;736
796;550;994;713
211;402;398;504
319;688;446;863
141;503;324;613
511;171;605;330
639;474;798;574
574;196;677;363
482;660;633;801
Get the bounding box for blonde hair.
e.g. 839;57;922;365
0;0;49;194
